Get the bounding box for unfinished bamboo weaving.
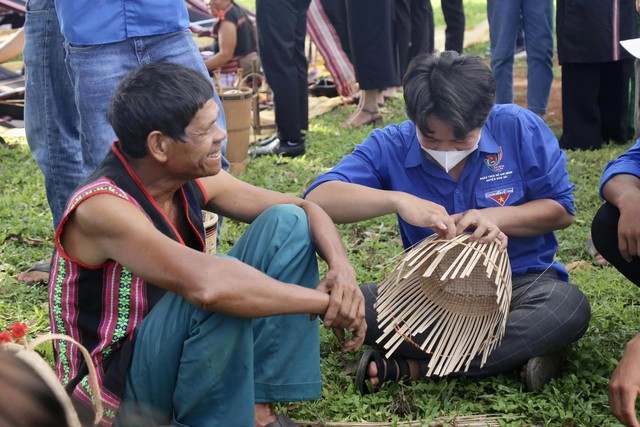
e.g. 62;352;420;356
375;233;512;377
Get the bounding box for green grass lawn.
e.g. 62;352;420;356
1;1;637;424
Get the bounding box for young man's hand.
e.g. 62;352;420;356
451;209;508;250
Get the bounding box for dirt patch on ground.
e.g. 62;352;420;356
512;56;563;133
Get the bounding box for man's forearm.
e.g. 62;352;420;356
603;174;640;211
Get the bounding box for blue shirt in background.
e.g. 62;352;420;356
599;139;640;198
305;104;575;280
55;0;190;45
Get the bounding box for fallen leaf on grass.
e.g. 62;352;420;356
564;260;591;272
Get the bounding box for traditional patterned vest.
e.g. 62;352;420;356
49;143;207;425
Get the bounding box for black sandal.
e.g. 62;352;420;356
355;349;412;395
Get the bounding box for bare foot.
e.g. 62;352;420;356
254;403;277;427
16;258;51;284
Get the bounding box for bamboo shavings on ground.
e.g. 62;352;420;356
375;233;512;377
294;413;526;426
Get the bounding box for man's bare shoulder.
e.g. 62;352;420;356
62;193;153;266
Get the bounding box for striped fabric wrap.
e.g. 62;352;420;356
306;0;357;98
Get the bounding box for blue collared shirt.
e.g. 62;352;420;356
55;0;190;45
306;104;575;280
599;139;640;198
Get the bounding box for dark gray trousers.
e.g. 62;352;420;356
362;270;591;377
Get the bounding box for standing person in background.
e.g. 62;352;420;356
22;0;79;231
557;0;636;150
250;0;310;158
396;0;433;80
441;0;465;53
54;0;227;170
14;0;80;284
340;0;398;128
487;0;554;117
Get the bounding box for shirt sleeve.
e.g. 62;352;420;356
517;110;575;215
599;139;640;198
304;127;393;197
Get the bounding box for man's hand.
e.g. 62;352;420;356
315;263;366;352
395;193;456;240
617;194;640;263
610;334;640;427
450;209;508;250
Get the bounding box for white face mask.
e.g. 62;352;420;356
421;133;481;172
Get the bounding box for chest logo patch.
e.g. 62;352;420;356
485;188;514;206
484;147;504;173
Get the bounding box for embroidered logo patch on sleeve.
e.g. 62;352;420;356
485;188;514;206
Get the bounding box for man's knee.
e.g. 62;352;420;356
552;283;591;341
259;204;308;232
592;202;620;256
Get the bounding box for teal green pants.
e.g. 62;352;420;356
120;205;321;426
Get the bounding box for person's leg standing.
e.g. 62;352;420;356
294;0;311;138
320;0;351;58
521;0;554;115
600;59;633;144
64;41;127;174
441;0;465;53
256;0;305;144
395;0;412;79
487;0;520;104
409;0;433;59
228;205;322;403
65;30;228;175
24;0;82;229
560;62;602;150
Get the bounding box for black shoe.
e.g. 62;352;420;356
255;134;278;147
249;137;306;157
524;353;565;392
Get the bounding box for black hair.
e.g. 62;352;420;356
403;51;496;140
108;62;214;158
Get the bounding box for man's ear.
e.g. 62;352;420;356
147;131;170;163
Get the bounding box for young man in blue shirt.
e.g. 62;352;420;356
591;140;640;426
305;51;591;393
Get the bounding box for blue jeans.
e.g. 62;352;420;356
487;0;554;114
122;205;322;426
24;0;81;229
64;29;228;174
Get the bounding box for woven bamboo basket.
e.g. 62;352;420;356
375;233;512;377
2;334;103;426
202;211;219;255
